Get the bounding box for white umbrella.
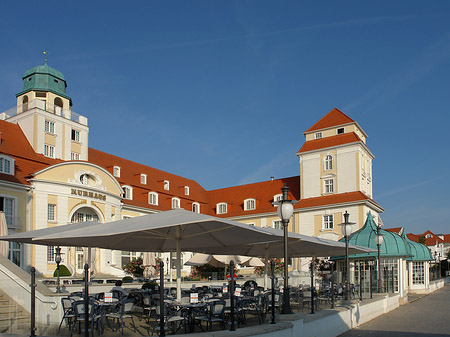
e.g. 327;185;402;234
19;209;280;299
0;212;8;257
241;257;265;267
83;247;96;278
142;252;156;278
185;254;251;267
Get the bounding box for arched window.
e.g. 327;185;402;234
22;96;29;112
148;192;158;205
54;97;63;114
244;198;256;211
217;203;227;215
172;197;180;209
325;155;333;171
122;185;133;200
192;202;200;213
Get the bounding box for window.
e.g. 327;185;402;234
44;144;55;158
113;166;120;178
274;194;282;202
48;204;56;221
244;198;256;211
192;202;200;213
324;179;334;193
45;120;55;134
323;215;333;229
71;129;80;142
184;186;189;196
412;262;425;285
122;186;132;200
140;174;147;184
164;180;170;190
272;220;282;229
71;152;80;160
325;155;333;171
0;196;15;227
217;203;227;214
337;127;344;134
172;198;180;209
121;251;139;268
54;79;59;84
0;156;13;175
148;192;158;205
315;132;322;139
47;246;55;262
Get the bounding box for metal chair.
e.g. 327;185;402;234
70;300;101;337
58;297;75;332
195;300;226;331
105;298;136;335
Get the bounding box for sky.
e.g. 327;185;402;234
0;1;449;234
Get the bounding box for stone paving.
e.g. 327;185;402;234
339;285;450;337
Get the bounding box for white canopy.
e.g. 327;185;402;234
185;254;253;267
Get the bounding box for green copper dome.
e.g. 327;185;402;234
16;62;72;105
333;212;412;260
402;231;433;261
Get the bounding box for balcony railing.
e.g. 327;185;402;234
0;99;87;126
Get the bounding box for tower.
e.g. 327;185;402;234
5;58;89;161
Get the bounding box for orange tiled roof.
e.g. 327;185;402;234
295;191;381;210
305;108;354;133
443;234;450;243
384;227;403;234
297;132;362;154
407;231;445;246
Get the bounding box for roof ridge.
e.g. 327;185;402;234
305;107;355;133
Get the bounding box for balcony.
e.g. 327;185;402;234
0;99;88;126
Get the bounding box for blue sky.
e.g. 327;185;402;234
0;1;449;234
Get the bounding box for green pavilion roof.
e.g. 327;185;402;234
401;231;433;261
332;212;412;260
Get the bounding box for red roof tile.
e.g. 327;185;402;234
385;227;403;234
295;191;381;210
305;108;355;133
407;230;445;246
297;132;362;154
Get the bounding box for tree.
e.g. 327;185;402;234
418;235;426;245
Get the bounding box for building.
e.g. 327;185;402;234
0;61;384;279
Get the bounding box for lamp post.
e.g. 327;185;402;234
55;246;62;293
273;184;298;314
434;251;438;280
374;224;384;293
439;253;441;279
339;211;354;301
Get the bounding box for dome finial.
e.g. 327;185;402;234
43;51;48;65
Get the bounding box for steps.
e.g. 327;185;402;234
0;290;30;334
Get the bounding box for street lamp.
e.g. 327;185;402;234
55;246;62;293
339;211;354;301
273;184;298;314
374;223;384;293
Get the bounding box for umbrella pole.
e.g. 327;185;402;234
264;245;269;290
176;228;181;301
87;248;91;283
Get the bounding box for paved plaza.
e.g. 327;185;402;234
339;285;450;337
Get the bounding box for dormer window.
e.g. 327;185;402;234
337;127;344;134
217;203;227;215
184;186;189;196
274;194;283;203
113;166;121;178
140;174;147;184
244;198;256;211
164;180;170;190
0;156;14;175
172;197;180;209
148;192;158;205
122;185;133;200
192;202;200;213
425;234;432;239
315;132;322;139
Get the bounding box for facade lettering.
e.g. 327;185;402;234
71;188;106;201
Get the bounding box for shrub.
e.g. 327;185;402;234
122;276;133;283
142;281;158;291
53;264;71;277
123;257;144;277
254;258;284;276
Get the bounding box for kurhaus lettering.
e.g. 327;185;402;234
71;189;106;201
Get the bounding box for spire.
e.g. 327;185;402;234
43;51;48;65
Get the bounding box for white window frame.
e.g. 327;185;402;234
272;220;282;230
172;197;180;209
315;132;322;139
148;192;158;205
122;185;133;200
217;203;227;215
48;204;56;222
274;194;283;203
164;180;170;190
47;245;55;263
244;198;256;211
71;152;80;160
323;215;334;229
325;154;333;171
192;202;200;213
140;174;147;184
113;166;121;178
0;155;14;175
44;120;55;134
44;144;55;158
71;129;80;142
184;186;189;196
324;178;334;194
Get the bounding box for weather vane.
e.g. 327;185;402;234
43;51;48;65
